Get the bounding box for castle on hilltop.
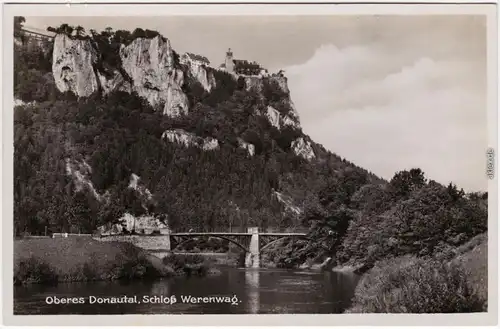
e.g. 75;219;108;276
219;48;268;77
17;26;55;51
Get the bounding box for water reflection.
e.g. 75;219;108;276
14;268;360;315
245;269;260;314
150;279;171;296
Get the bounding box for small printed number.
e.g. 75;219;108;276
486;148;494;180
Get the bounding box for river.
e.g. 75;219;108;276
14;268;360;314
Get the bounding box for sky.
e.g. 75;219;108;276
25;15;488;192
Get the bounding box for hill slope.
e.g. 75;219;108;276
14;24;487;270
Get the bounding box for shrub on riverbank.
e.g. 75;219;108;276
162;254;217;276
346;255;486;313
14;237;173;285
14;256;59;285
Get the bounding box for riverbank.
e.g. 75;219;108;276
345;233;488;313
14;237;218;285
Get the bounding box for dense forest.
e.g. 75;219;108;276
14;19;487;271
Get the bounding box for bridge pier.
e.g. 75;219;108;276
245;227;260;268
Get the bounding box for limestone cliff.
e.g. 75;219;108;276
119;36;189;117
52;34;99;97
180;53;216;92
51;34;205;117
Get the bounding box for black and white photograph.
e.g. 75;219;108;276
3;2;498;326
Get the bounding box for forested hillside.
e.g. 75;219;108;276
14;20;487;272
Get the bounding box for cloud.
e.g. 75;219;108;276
286;44;487;192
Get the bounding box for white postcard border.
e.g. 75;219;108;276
2;2;498;327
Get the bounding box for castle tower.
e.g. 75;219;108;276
225;48;234;74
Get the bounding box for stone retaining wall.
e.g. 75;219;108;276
93;235;171;251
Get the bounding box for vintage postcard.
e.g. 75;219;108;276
2;1;498;327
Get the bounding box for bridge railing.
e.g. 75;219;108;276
168;226;309;234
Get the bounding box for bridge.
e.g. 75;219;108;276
95;227;308;268
169;228;308;268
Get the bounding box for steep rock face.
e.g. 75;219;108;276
162;129;219;151
291;137;315;160
120;36;189;117
52;34;99;97
265;106;299;130
189;64;216;92
52;34;190;116
97;70;131;95
180;53;216;92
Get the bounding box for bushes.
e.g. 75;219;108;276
162;254;211;276
13;239;171;285
14;256;59;285
347;256;486;313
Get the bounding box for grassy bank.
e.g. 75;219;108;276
346;234;487;313
14;237;175;285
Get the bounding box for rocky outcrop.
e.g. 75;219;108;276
162;129;219;151
52;34;190;116
180;53;216;92
291;137;315;160
266;106;281;129
97;213;169;235
128;173;154;211
65;158;104;201
243;76;264;93
270;75;289;94
14;99;37;107
52;34;99;97
120;36;189;117
265;106;299;130
282;114;299;129
237;138;255;156
273;191;302;216
189;64;216;92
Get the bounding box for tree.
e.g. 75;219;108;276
14;16;26;41
390;168;427;198
58;23;74;36
447;182;465;202
75;26;86;38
